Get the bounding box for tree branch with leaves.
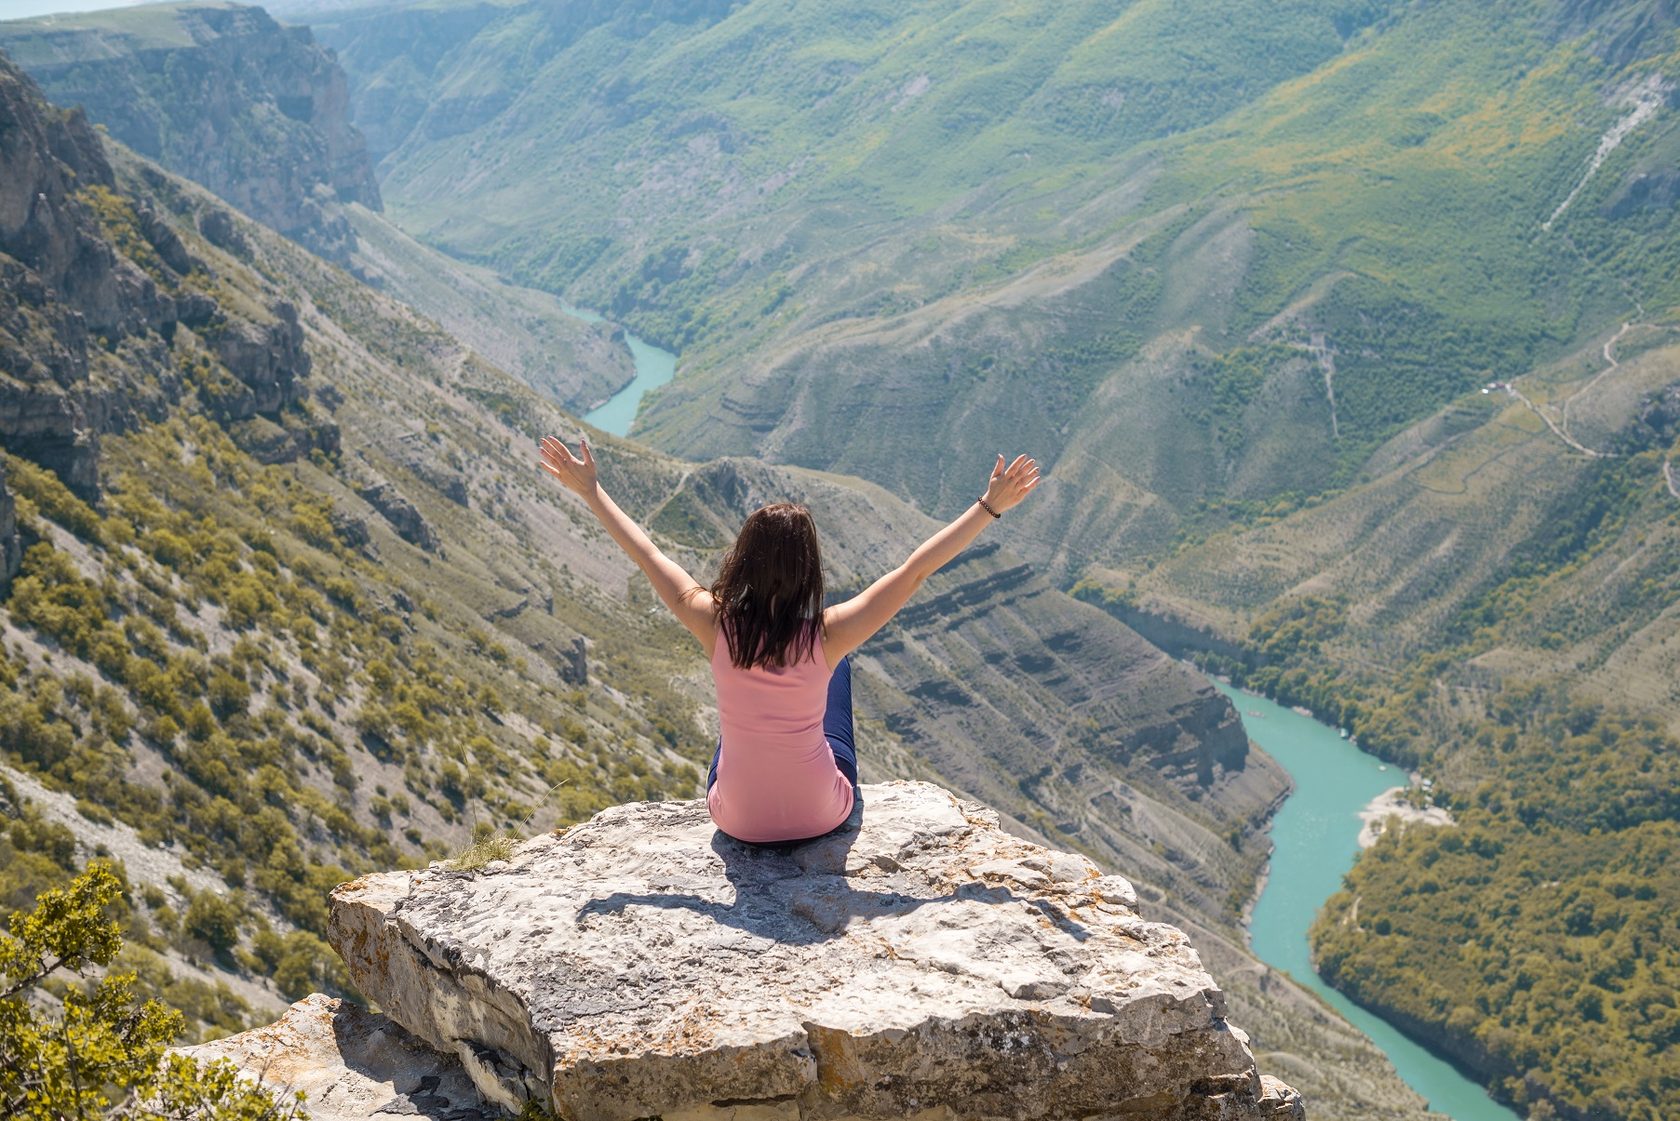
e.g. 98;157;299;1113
0;860;307;1121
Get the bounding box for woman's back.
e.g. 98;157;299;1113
538;434;1040;842
706;621;853;843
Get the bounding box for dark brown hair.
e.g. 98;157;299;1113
709;502;825;669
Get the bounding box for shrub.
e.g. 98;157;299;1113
0;861;305;1120
182;890;242;953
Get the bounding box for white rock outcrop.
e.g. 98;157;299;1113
305;780;1303;1121
180;993;497;1121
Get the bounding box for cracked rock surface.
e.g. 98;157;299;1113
322;780;1303;1120
179;994;498;1121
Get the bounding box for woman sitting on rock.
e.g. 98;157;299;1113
538;435;1041;846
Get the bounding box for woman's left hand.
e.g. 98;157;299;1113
982;452;1041;513
539;435;599;498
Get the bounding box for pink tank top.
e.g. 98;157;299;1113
706;621;854;843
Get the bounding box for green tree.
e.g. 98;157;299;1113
183;891;242;954
0;861;305;1121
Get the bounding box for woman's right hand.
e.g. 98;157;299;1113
982;453;1041;513
539;434;599;499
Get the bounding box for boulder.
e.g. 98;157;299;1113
179;994;498;1121
558;635;589;686
207;300;311;419
0;459;20;590
356;480;437;551
322;780;1303;1120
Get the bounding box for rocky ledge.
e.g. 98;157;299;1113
181;994;498;1121
203;781;1304;1120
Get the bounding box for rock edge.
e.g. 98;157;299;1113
315;780;1303;1120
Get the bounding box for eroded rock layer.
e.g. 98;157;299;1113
325;781;1303;1121
181;994;499;1121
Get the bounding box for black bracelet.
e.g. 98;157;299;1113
977;496;1002;519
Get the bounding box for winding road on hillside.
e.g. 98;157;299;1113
1527;79;1675;475
1502;324;1680;505
1561;320;1635;444
1499;381;1616;459
1498;314;1637;461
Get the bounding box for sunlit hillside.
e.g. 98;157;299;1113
5;1;1680;1117
0;45;1381;1110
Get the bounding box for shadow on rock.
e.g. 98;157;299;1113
576;794;1091;944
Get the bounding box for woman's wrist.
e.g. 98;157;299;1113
976;496;1002;519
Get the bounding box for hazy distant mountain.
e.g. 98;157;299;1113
294;1;1677;559
0;1;637;409
1;0;166;18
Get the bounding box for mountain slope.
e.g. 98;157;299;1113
0;0;379;261
340;201;634;413
288;0;1678;574
1081;321;1680;1119
262;2;1680;1115
0;0;633;413
0;46;1437;1116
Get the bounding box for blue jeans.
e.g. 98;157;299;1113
707;654;859;800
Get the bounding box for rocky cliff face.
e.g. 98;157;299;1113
2;46;162;497
0;1;381;262
0;460;19;590
0;45;334;498
0;2;639;417
190;782;1305;1121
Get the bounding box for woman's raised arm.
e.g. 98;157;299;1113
822;453;1040;666
539;435;717;653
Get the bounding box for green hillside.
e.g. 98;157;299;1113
276;2;1680;1117
292;0;1678;550
0;46;1416;1115
11;1;1680;1116
1082;321;1680;1119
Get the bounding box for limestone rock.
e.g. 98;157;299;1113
1258;1075;1306;1120
558;635;589;686
179;994;498;1121
329;507;371;550
356;480;437;551
206;300;312;420
0;459;20;591
0;50;323;498
327;780;1302;1120
0;3;383;263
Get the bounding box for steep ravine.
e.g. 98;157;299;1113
4;24;1434;1117
0;1;379;262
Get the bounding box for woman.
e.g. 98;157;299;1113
538;434;1041;845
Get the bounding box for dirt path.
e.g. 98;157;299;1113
1665;457;1680;500
1286;334;1339;438
1309;332;1339;439
1562;319;1635;442
1501;382;1615;458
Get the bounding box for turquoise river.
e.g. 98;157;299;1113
1218;683;1522;1121
569;305;677;437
